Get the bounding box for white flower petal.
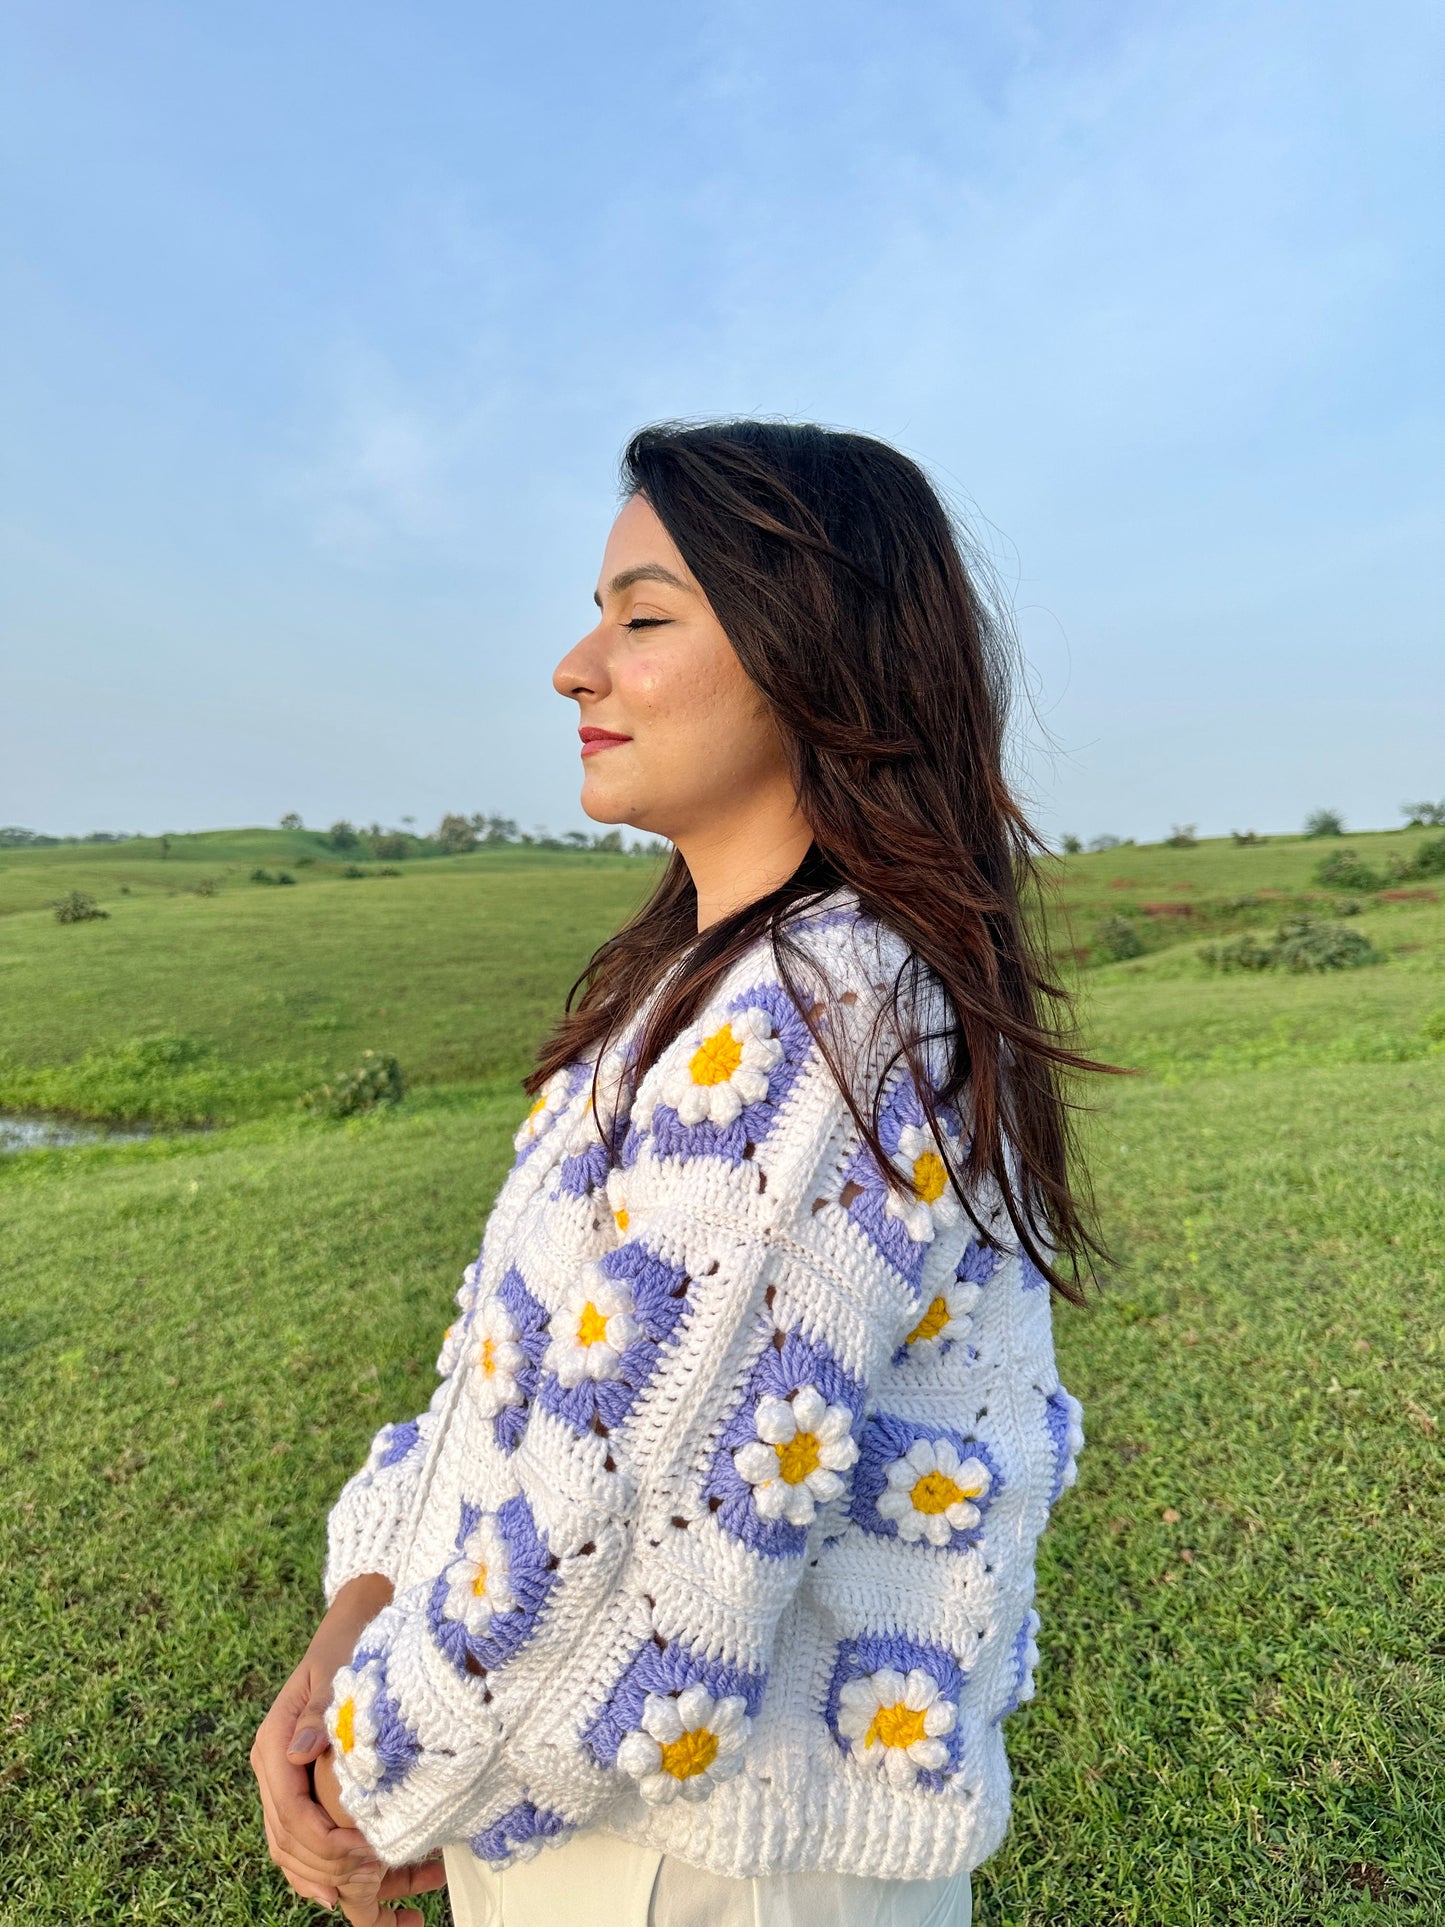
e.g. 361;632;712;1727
754;1397;797;1445
616;1731;662;1778
790;1386;827;1433
675;1683;715;1732
752;1480;789;1520
903;1669;939;1712
639;1771;679;1805
733;1441;780;1485
640;1696;684;1745
923;1700;957;1737
907;1738;949;1771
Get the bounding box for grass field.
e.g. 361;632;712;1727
1;829;1442;1924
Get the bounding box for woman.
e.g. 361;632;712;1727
252;419;1099;1926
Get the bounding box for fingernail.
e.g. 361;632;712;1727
288;1729;319;1755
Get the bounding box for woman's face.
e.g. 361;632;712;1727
553;492;795;842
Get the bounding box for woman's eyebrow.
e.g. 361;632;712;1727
593;563;694;609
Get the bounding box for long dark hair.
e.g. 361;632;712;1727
527;418;1118;1301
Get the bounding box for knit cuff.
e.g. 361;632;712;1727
320;1415;434;1608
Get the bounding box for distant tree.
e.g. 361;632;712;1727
367;831;411;862
1402;799;1445;828
1231;830;1267;846
401;815;416;827
161;834;172;858
53;890;108;924
326;820;361;852
1086;834;1121;853
1304;809;1345;838
561;830;591;849
592;829;624;853
1060;834;1083;855
279;812;303;830
434;813;477;854
1165;824;1198;849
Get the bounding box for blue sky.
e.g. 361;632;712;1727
3;0;1440;844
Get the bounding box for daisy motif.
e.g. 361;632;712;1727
513;1069;573;1154
836;1666;956;1786
605;1168;631;1236
732;1384;859;1527
640;1006;783;1129
325;1659;387;1793
361;1420;408;1477
875;1437;992;1546
544;1264;640;1387
440;1512;519;1636
885;1125;963;1243
472;1296;527;1416
901;1277;982;1353
614;1684;751;1805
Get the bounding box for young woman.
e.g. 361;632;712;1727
252;419;1098;1926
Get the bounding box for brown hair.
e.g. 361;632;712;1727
527;418;1118;1300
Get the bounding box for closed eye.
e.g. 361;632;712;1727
623;617;670;631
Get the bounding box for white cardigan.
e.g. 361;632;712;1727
320;894;1084;1881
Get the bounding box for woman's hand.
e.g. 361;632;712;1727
251;1573;445;1913
312;1747;446;1926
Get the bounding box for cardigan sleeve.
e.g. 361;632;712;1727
319;1255;483;1606
318;924;998;1867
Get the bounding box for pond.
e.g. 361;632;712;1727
0;1113;161;1153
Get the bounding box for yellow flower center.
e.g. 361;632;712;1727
659;1726;720;1780
774;1430;822;1484
577;1301;610;1347
865;1701;928;1751
334;1697;356;1754
479;1336;496;1377
471;1562;489;1597
911;1469;968;1514
614;1207;630;1232
525;1096;547;1133
690;1025;744;1087
911;1151;948;1204
906;1296;952;1345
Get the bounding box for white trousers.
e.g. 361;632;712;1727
442;1829;972;1927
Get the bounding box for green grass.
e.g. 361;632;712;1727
1;829;1442;1923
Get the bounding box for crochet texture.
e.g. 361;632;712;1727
321;894;1084;1879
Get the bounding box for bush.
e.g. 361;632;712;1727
1335;898;1362;916
326;821;361;852
377;866;402;877
341;864;366;879
1230;830;1267;846
1412;834;1445;877
1165;824;1198;849
1060;834;1082;855
190;878;218;897
279;812;303;830
1086;834;1122;853
1315;849;1385;893
1304;808;1345;838
1222;893;1262;912
1094;916;1144;962
435;813;477;854
52;890;109;924
250;868;295;886
367;832;410;862
1402;800;1445;828
305;1051;406;1118
1201;917;1381;974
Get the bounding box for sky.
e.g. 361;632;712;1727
2;0;1441;846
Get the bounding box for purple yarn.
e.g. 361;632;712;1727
468;1800;569;1865
848;1411;1002;1552
583;1633;766;1768
375;1418;421;1469
492;1266;550;1456
426;1492;559;1676
535;1240;691;1440
1042;1389;1077;1503
957;1237;1001;1288
702;1327;864;1559
993;1614;1037;1726
1019;1251;1048;1291
823;1631;968;1789
345;1647;422;1791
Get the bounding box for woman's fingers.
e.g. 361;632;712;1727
376;1857;448;1900
260;1803;338;1909
252;1719;377;1885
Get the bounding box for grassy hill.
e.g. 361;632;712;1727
1;829;1441;1923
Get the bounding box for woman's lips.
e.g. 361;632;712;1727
579;727;632;758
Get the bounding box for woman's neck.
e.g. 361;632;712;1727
674;804;815;933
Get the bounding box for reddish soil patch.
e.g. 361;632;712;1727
1141;902;1194;917
1380;888;1438;902
1107;878;1139;889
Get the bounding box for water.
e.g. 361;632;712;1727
0;1113;158;1153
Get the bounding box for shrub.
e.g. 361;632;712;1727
250;867;274;884
1402;800;1445;828
1230;830;1267;846
1201;917;1381;974
1060;834;1082;856
1165;824;1198;849
1087;834;1122;853
1412;834;1445;877
377;866;402;877
52;890;109;924
1094;916;1144;962
1335;898;1362;916
326;820;360;852
1304;808;1345;837
190;878;218;897
1275;917;1380;973
279;812;303;830
305;1051;405;1119
1222;893;1262;912
367;832;410;862
341;864;367;879
1314;849;1385;893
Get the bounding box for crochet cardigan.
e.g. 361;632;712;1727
320;893;1084;1880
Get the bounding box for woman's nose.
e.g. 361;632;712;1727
553;630;607;700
